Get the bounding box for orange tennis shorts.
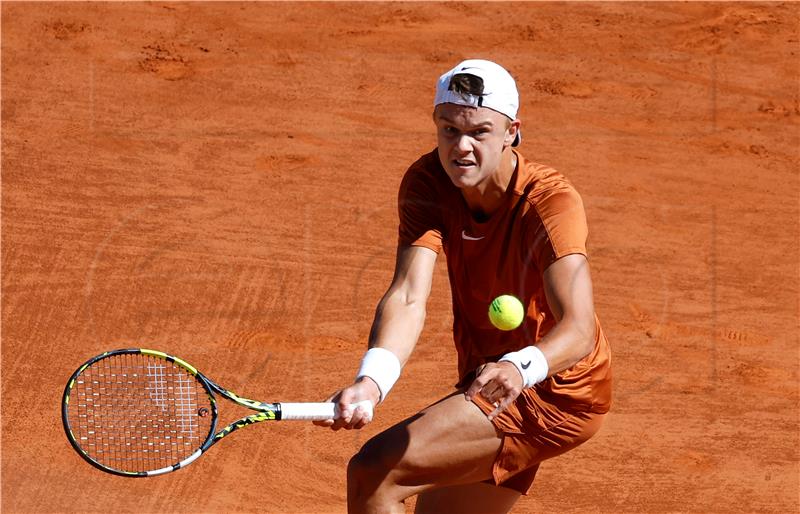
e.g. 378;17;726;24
472;389;606;494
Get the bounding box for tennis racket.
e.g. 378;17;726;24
62;348;372;477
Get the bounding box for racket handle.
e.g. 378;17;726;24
279;400;374;421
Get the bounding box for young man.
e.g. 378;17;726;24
315;59;612;514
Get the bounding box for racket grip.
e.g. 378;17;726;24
279;400;374;421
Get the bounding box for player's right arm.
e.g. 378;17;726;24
314;244;437;430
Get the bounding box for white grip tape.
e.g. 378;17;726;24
498;346;549;388
356;347;402;403
279;400;373;421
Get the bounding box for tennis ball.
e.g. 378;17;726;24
488;295;525;331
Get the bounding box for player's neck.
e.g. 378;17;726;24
462;149;517;220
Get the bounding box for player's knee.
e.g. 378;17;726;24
348;451;404;512
348;446;386;488
347;436;404;494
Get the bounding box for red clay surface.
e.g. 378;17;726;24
2;2;798;513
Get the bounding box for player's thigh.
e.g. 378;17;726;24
415;482;520;514
355;392;501;488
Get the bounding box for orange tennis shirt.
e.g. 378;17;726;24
398;149;611;414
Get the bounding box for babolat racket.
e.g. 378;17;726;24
62;348;371;477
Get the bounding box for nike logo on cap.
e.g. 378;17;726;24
461;230;484;241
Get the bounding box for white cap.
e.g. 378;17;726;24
434;59;521;146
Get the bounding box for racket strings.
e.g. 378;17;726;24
67;353;213;473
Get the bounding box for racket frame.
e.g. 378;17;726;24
63;348;288;477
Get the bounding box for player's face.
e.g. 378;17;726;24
433;104;518;190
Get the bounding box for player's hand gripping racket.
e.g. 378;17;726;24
61;348;372;477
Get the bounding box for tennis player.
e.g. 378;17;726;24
315;59;612;514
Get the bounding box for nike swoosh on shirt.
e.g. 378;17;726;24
461;230;484;241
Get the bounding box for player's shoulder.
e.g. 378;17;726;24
516;152;584;212
400;149;451;195
515;152;589;257
405;149;445;180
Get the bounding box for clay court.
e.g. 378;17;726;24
2;2;798;512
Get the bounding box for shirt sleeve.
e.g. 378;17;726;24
529;186;588;273
397;166;443;253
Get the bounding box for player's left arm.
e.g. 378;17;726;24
533;252;597;370
466;253;596;418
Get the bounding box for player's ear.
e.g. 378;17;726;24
504;119;521;147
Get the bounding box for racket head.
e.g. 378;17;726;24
62;348;217;477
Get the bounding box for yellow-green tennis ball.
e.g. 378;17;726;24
488;295;525;331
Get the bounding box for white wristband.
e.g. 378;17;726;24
356;347;402;403
498;346;549;388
